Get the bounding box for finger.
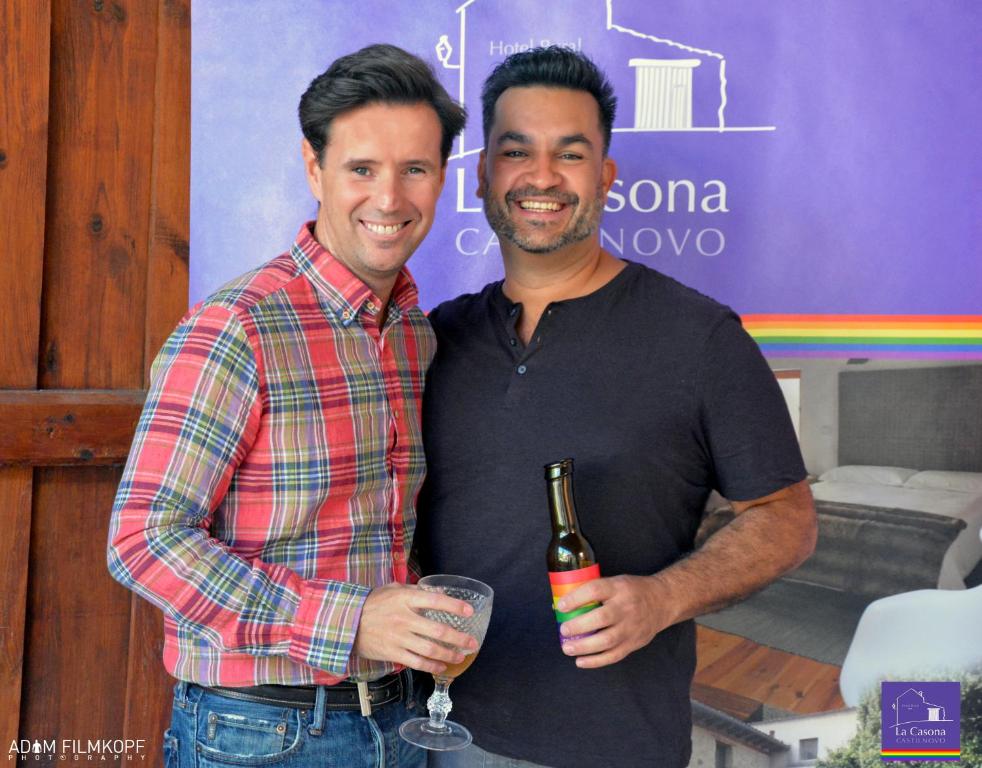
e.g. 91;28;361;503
412;618;479;652
400;650;450;676
560;626;617;658
410;590;476;618
556;578;611;613
405;633;468;665
573;645;629;669
560;603;612;638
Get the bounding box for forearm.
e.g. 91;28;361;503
652;480;816;627
108;494;371;675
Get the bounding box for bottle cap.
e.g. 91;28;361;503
544;458;574;480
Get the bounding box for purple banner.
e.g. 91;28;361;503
191;1;980;316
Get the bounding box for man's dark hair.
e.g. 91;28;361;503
481;46;617;154
299;43;466;165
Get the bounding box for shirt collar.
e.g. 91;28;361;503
291;221;420;326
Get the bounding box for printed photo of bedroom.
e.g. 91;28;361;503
691;358;982;766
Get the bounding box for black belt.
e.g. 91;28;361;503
200;671;406;712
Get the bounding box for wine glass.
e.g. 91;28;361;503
399;574;494;751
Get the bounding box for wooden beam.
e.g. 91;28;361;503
126;0;191;748
691;681;764;723
0;390;145;466
0;0;52;749
0;3;50;387
22;468;132;740
39;0;158;390
0;470;34;750
144;0;190;378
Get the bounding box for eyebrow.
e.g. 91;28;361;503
496;131;531;146
557;133;593;149
495;131;594;150
343;158;437;169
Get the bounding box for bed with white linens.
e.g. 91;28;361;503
810;465;982;589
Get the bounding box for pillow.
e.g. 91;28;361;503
903;470;982;495
818;465;919;486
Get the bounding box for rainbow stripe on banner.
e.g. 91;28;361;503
880;749;961;761
742;315;982;359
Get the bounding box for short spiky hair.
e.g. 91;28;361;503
481;46;617;154
299;43;466;165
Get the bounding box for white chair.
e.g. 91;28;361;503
839;529;982;706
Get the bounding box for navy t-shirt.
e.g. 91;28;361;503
416;261;806;768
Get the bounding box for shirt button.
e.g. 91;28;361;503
546;309;554;316
509;338;517;346
517;364;527;375
508;307;518;317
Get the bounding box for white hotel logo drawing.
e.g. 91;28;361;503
437;0;776;162
892;688;954;730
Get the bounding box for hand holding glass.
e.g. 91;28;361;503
399;574;494;751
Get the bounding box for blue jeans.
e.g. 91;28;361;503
164;675;426;767
429;743;554;768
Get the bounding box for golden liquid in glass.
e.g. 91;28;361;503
436;650;477;682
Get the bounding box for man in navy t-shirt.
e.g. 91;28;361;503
417;47;816;768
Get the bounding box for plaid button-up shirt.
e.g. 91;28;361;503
108;223;435;686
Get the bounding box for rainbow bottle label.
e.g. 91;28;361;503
548;564;600;644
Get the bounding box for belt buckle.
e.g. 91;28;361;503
356;681;372;717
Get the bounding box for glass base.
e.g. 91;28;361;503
399;717;473;751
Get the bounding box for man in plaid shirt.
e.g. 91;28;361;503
109;44;471;767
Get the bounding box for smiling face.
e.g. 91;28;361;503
478;86;616;256
302;102;446;297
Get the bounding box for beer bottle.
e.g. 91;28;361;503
545;458;601;645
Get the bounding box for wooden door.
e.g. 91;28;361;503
1;1;189;759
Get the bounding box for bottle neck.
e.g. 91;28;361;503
547;475;580;534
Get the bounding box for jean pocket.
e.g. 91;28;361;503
195;697;303;766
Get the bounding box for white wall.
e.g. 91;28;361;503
774;373;801;441
753;709;858;766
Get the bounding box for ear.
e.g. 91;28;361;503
301;139;324;203
601;155;617;195
476;150;488;199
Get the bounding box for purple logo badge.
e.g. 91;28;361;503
881;681;961;761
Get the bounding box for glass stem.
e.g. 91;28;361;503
426;677;454;732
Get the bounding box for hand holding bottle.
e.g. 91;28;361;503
545;458;675;668
555;573;672;668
